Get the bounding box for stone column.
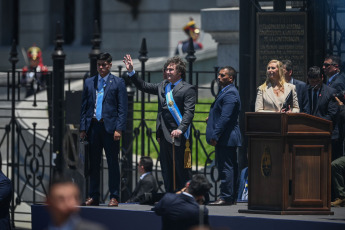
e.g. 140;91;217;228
201;2;239;69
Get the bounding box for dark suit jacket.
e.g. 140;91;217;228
130;74;196;146
293;78;310;114
153;193;209;230
206;84;241;147
127;173;158;203
308;84;339;138
328;72;345;93
80;74;128;134
0;170;12;230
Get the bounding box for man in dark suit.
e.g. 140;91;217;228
0;154;12;230
46;176;107;230
206;66;241;206
153;174;211;230
80;52;128;206
126;156;158;203
124;54;196;193
323;55;345;93
307;66;339;160
282;60;309;113
323;55;345;160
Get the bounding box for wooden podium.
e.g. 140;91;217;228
240;112;334;215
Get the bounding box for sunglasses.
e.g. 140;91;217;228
323;63;337;68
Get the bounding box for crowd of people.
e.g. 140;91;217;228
1;51;344;229
79;52;345;228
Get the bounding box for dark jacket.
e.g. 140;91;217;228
206;84;241;147
328;72;345;93
80;74;128;134
0;170;12;230
293;78;309;114
127;173;158;203
308;84;339;139
130;74;196;146
153;193;209;230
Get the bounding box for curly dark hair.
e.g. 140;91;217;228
164;56;187;80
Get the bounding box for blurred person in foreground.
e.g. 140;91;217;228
153;174;212;230
46;176;107;230
255;60;299;113
0;153;12;230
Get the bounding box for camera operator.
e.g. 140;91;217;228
331;96;345;207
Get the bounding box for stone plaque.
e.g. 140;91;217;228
256;12;307;87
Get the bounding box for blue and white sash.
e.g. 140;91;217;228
165;83;190;139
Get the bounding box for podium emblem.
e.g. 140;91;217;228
261;146;272;177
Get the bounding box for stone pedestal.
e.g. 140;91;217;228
201;7;239;69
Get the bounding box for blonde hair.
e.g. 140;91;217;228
259;60;286;91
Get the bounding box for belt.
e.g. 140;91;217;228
92;118;104;122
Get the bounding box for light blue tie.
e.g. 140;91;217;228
96;78;105;121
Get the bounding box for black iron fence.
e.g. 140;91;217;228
0;23;223;228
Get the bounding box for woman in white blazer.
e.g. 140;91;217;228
255;60;300;113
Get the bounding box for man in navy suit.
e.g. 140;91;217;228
206;66;241;205
0;154;12;230
323;55;345;93
80;52;128;206
282;60;309;113
323;55;345;160
307;66;339;158
153;174;211;230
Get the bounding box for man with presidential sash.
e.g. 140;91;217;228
124;55;196;193
206;66;241;206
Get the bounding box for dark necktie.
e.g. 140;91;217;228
312;90;318;113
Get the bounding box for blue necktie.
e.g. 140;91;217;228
96;78;105;121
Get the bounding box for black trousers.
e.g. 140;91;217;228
159;137;191;193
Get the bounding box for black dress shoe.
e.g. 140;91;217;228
82;197;99;206
208;199;234;206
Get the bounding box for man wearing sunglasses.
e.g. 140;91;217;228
323;55;345;93
323;55;345;161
